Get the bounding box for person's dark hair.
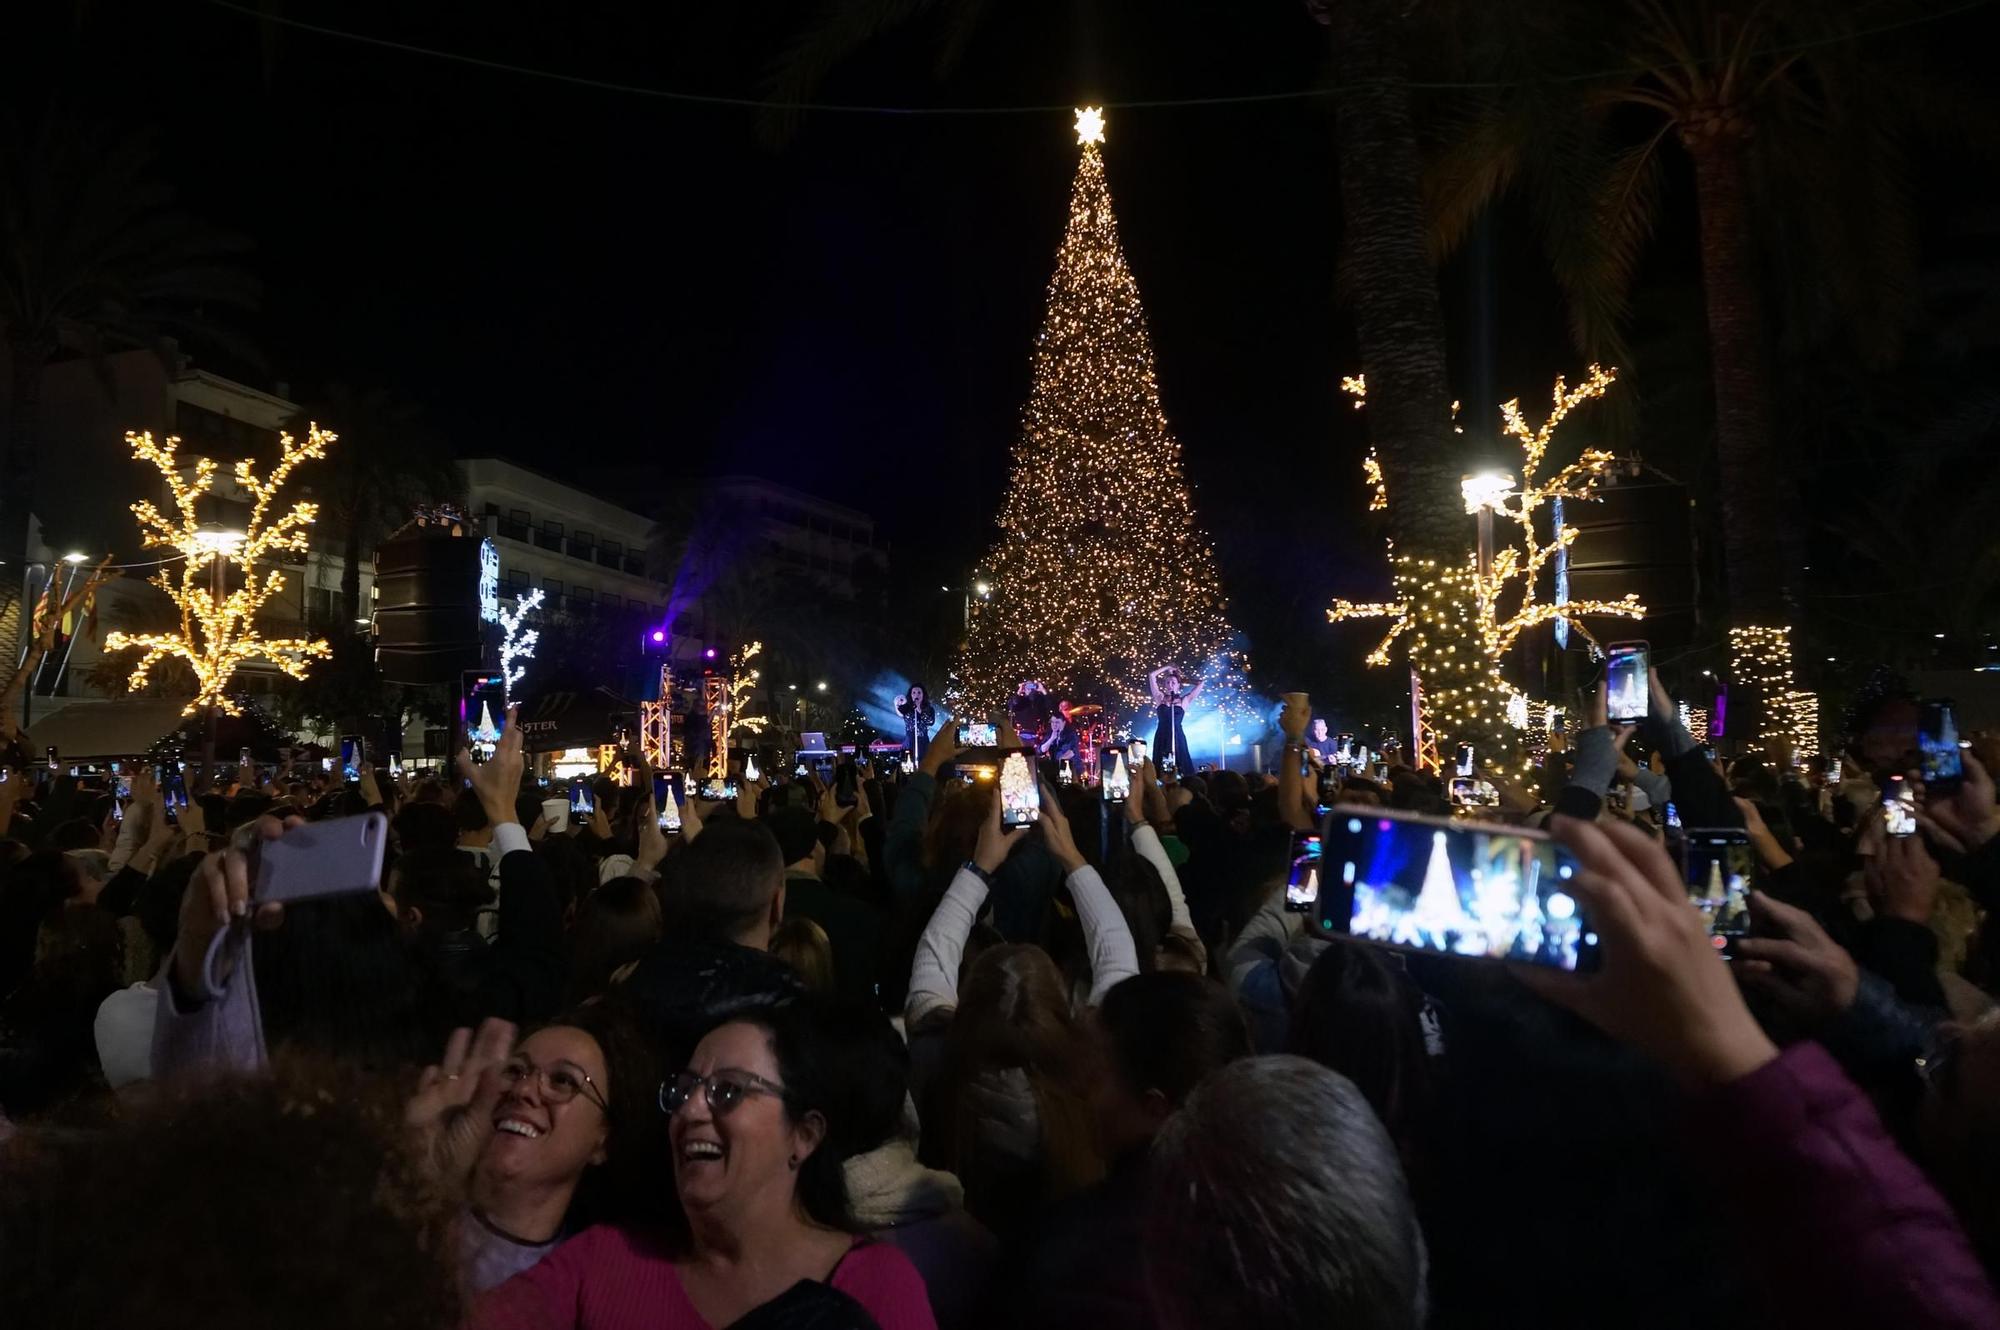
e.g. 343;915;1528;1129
556;996;672;1229
657;816;782;939
1097;971;1250;1109
390;846;493;934
514;790;544;829
48;816;103;852
765;805;820;867
1103;852;1173;973
567;876;663;1005
252;894;434;1066
769;915;836;995
452;787;490;835
0;1056;461;1329
1145;1056;1427;1330
710;997;897;1234
1288;940;1431;1150
392;801;457;854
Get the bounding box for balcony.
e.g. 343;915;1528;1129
535;529;563;551
565;538;594;560
596;548;622;570
496;519;530;542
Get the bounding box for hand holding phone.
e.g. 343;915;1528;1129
1605;641;1650;725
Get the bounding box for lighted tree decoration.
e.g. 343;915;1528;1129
497;588;545;704
104;428;334;715
727;641;769;743
956;108;1239;715
1329;367;1644;772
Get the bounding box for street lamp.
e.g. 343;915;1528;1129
1460;472;1516;617
192;523;247;775
816;681;827;692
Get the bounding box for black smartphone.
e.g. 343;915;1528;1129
1101;748;1131;802
1920;699;1964;797
1605;641;1651;725
569;779;595;816
835;761;858;808
1316;766;1341;806
1455;743;1474;777
463;672;508;748
45;745;57;770
339;735;364;784
699;776;742;802
1882;774;1917;838
1321;807;1599;972
998;751;1041;829
1284;831;1323;913
1684;829;1754;947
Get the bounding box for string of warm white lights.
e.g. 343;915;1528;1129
956;107;1240;713
1329;367;1643;774
728;641;769;741
1729;624;1818;758
104;428;334;716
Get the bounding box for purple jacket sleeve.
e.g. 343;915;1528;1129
1688;1041;2000;1329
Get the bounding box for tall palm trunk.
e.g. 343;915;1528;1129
0;334;48;669
1326;0;1460;559
1686;129;1794;623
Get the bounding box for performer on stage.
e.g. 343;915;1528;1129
1037;708;1081;764
1148;665;1203;773
1008;680;1055;748
895;684;936;763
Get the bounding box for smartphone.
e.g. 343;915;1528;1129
998;751;1042;829
238;746;253;767
1317;766;1341;806
1284;831;1323;913
463;672;508;746
339;735;364;784
389;754;403;779
46;746;57;770
1159;753;1178;777
1058;758;1076;786
1322;807;1599;972
1605;641;1651;725
794;763;809;779
1827;758;1842;785
113;762;132;799
570;779;596;816
1920;700;1963;796
320;758;334;773
1882;775;1917;837
1336;734;1354;765
654;774;683;831
835;762;858;807
1449;776;1477;804
958;722;999;748
1102;749;1131;802
1128;739;1148;766
744;754;762;784
1455;744;1474;778
1664;801;1682;831
255;813;390;905
699;777;741;801
1684;829;1754;947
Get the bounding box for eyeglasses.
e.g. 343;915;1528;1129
658;1069;787;1118
499;1056;610;1114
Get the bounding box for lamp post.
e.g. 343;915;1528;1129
1460;471;1516;615
191;523;247;778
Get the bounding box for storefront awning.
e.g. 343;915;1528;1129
24;698;192;761
514;688;632;753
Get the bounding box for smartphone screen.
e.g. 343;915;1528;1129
834;763;858;807
389;754;404;778
1317;766;1341;806
998;751;1041;828
1605;641;1651;725
1920;700;1963;794
239;746;253;766
1882;775;1917;837
1684;829;1754;945
744;755;762;783
959;722;998;748
656;774;682;831
699;777;741;801
1449;776;1477;805
463;672;508;747
1323;809;1598;971
1284;831;1323;913
1102;749;1131;802
570;779;595;816
1455;744;1474;777
1336;734;1354;764
339;736;364;783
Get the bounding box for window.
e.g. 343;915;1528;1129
600;592;621;609
540;520;564;537
543;578;563;597
509;508;531;526
574;531;592;546
600;539;622;558
571;587;594;603
504;569;530;593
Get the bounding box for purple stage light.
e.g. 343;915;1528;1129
704;647;717;659
651;630;666;643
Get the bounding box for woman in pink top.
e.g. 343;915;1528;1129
475;998;936;1330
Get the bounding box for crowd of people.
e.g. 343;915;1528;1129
2;664;1999;1329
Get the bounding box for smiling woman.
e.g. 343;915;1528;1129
472;996;937;1330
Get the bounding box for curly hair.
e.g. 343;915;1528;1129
0;1055;461;1330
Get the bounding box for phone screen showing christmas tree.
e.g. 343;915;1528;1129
999;751;1041;829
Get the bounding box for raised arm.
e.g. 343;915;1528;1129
906;796;1022;1028
1039;783;1138;1004
1148;667;1168;706
1180;678;1206;705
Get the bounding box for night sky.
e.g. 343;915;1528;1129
17;1;1998;717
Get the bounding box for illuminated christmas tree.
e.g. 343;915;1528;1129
955;108;1238;714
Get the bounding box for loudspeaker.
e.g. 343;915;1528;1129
372;530;484;684
1562;478;1697;651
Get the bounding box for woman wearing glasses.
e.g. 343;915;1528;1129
476;998;936;1329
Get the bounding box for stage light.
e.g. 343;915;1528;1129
704;647;718;659
62;551;89;564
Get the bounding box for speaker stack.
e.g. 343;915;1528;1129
371;528;485;684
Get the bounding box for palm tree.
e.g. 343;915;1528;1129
1423;0;1991;621
288;386;460;626
0;115;259;583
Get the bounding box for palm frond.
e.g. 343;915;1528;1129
1420;102;1526;262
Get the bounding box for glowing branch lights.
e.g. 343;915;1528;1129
728;641;768;741
498;589;545;704
104;428;334;715
1330;367;1643;772
1729;625;1817;758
